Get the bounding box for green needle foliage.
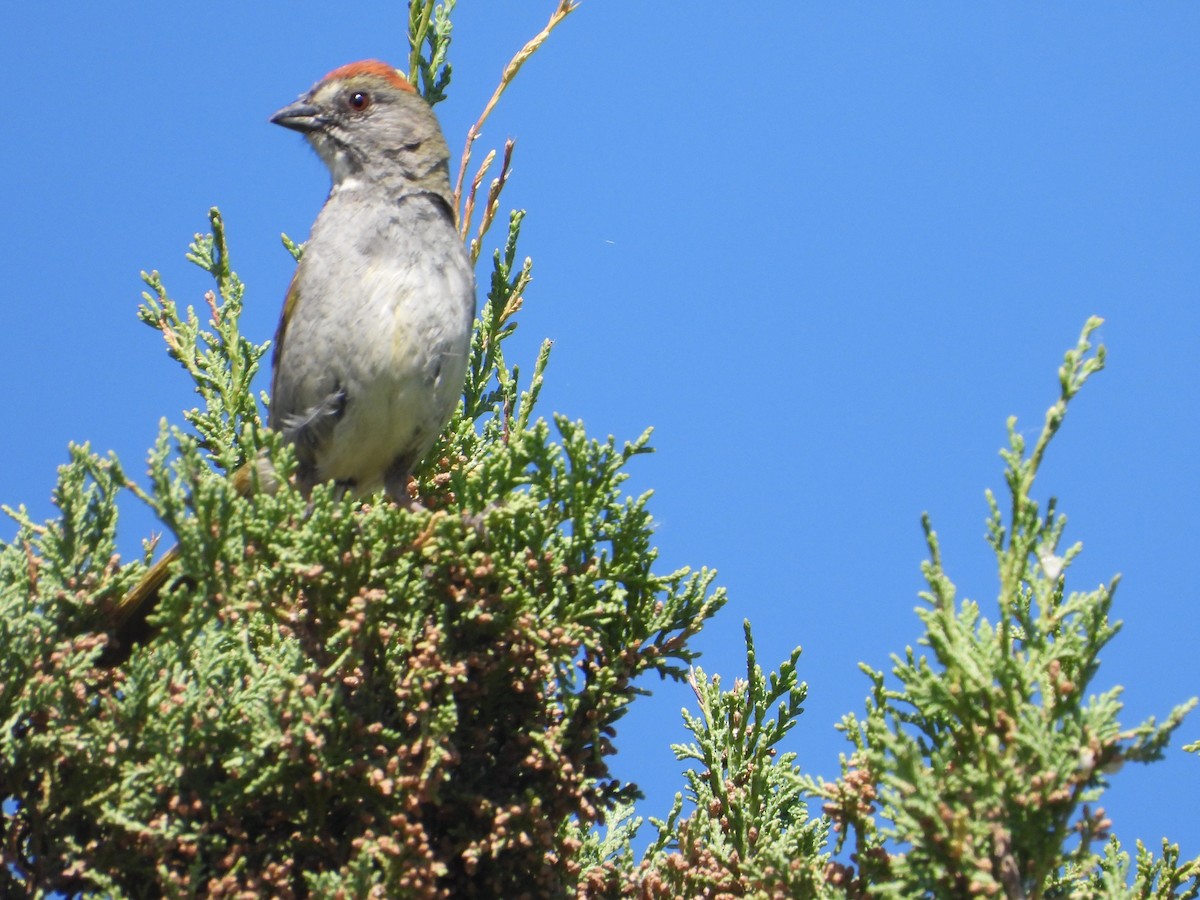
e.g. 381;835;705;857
566;321;1199;899
2;5;1198;897
803;320;1198;899
407;0;455;105
576;624;830;896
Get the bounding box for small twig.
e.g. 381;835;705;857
160;323;182;357
452;0;579;216
409;510;445;553
460;148;496;241
469;139;516;263
205;290;221;324
23;540;39;594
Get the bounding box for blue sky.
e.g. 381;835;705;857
2;2;1197;864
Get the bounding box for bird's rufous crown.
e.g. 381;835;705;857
321;60;415;94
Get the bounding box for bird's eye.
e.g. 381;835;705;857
347;91;371;112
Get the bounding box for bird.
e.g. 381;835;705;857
109;60;475;644
268;60;475;501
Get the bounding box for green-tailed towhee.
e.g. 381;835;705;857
269;59;475;500
112;61;474;640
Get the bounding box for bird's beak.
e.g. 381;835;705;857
270;101;325;133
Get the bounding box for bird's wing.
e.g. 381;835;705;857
268;268;304;428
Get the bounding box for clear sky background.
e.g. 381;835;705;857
2;2;1197;866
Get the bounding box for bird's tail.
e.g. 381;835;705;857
103;455;279;661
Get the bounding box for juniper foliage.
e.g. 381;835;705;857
2;4;1198;897
568;322;1198;899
